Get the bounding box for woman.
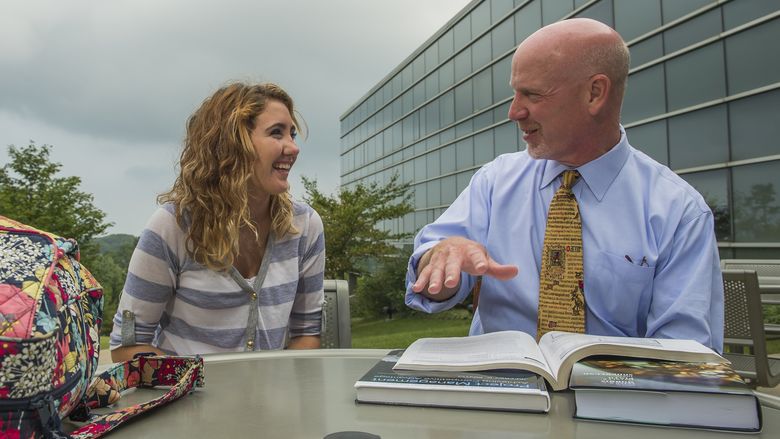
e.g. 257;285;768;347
110;82;325;361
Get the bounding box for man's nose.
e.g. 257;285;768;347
508;96;528;121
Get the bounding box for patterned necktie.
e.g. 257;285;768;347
537;170;585;339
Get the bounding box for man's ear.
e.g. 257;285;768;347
587;74;611;116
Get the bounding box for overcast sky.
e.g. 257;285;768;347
0;0;472;235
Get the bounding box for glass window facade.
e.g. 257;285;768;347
340;0;780;255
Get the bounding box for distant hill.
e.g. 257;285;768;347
95;234;138;255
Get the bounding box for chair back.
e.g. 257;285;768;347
722;269;776;387
721;259;780;288
321;279;352;348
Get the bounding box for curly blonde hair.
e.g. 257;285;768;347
159;82;301;271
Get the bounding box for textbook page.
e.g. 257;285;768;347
538;331;726;390
394;331;555;382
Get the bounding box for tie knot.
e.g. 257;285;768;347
562;170;579;190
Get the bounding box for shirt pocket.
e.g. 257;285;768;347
587;251;654;332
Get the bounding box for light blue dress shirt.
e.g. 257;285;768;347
406;127;724;351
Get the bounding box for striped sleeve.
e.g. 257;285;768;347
109;206;181;349
289;204;325;337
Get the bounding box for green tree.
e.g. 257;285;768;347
0;142;112;262
92;234;139;334
1;142;119;330
353;254;411;319
302;174;414;279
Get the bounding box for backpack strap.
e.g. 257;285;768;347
67;353;204;439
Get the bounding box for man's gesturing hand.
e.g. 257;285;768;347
412;236;518;301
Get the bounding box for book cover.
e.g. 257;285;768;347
354;350;550;413
569;358;762;432
570;358;753;393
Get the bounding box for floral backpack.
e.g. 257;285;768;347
0;216;203;438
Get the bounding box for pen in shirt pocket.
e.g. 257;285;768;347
625;255;650;266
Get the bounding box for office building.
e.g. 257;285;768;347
339;0;780;258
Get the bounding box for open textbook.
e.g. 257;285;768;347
393;331;726;391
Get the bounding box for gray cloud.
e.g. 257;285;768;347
0;0;471;234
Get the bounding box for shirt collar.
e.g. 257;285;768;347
540;125;630;201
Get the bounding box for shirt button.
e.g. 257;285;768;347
250;292;257;300
247;340;254;349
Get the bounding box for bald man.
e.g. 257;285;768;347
405;18;723;351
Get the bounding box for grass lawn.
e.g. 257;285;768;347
351;309;471;349
101;311;780;354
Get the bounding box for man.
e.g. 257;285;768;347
405;18;723;351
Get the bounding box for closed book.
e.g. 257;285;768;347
569;358;762;432
354;350;550;413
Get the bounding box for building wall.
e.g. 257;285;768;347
339;0;780;258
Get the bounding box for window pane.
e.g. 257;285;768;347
515;0;542;43
491;0;514;23
402;160;413;183
471;1;491;38
414;183;426;208
415;210;428;229
623;64;666;122
663;8;721;54
441;175;458;204
626;120;668;165
474;111;493;131
681;169;730;241
668;105;728;169
439;29;455;60
425;100;440;133
412;55;425;82
723;0;780;30
542;0;573;25
454;16;471;49
403;90;413;114
574;0;613;27
456;137;475;170
414;156;428;180
492;54;513;101
492;17;515;60
439;59;455;90
733;161;780;242
456;118;473;138
426;149;441;178
615;0;661;42
474;130;494;165
734;248;780;259
493;101;511;124
428;179;442;206
473;69;493;111
455;47;472;81
425;72;439;101
730;89;780;162
457;170;476;194
455;80;474;121
440;90;455;127
440;143;456;175
495;122;519;155
472;34;492;68
726;18;780;95
402;65;413;89
666;42;725;111
661;0;714;24
424;43;438;74
629;34;663;68
413;82;425;109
